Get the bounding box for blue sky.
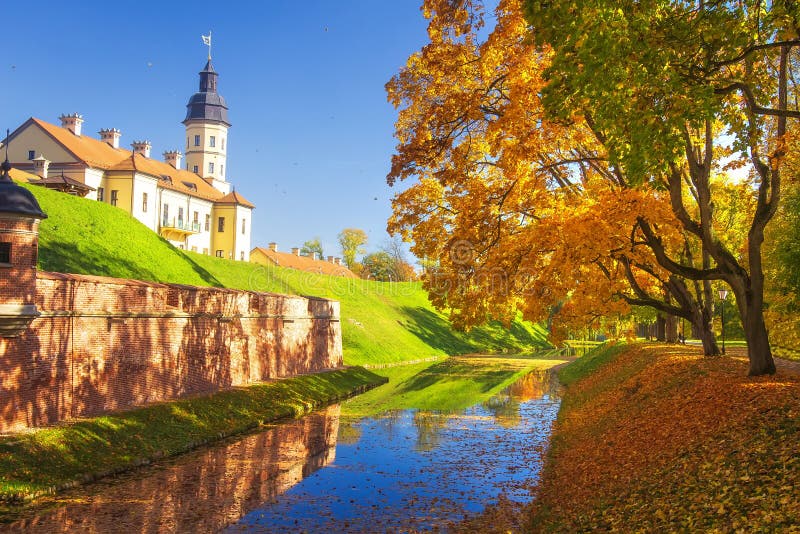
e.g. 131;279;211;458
0;1;430;260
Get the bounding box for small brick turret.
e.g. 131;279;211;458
0;152;47;336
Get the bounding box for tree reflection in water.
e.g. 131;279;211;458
7;405;340;533
229;367;562;532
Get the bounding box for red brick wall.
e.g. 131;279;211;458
0;217;39;306
0;272;343;433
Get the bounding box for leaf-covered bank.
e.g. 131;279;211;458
528;344;800;531
0;367;386;518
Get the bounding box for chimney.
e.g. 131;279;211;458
163;150;183;169
59;113;83;136
131;140;152;158
99;128;121;149
327;255;334;263
31;155;49;179
268;242;278;252
291;247;301;256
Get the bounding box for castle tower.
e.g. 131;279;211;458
0;154;47;337
183;59;231;194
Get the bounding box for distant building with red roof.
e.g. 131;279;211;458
251;243;358;278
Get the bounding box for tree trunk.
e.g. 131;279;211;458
665;314;678;343
734;283;776;376
656;315;666;341
692;307;720;356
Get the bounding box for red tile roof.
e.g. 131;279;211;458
218;190;255;208
251;247;358;278
109;153;222;201
13;118;253;207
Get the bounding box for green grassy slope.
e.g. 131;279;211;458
27;185;550;365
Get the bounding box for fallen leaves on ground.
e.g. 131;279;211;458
526;344;800;532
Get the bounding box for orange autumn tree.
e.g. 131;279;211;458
386;0;721;346
524;0;800;375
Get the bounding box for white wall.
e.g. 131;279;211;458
130;173;159;232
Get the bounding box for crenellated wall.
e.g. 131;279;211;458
0;271;343;433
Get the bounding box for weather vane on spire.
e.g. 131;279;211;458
201;31;212;60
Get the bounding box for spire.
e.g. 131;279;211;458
199;59;218;93
1;129;12;184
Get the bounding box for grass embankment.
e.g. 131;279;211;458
0;367;386;512
28;184;550;366
527;343;800;531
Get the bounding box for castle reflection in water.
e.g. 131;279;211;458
9;405;340;533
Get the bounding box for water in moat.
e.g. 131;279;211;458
7;358;562;533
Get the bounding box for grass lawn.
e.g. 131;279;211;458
0;367;386;515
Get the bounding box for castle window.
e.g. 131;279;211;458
162;204;169;226
28;150;35;160
241;218;246;234
0;242;10;264
193;165;199;174
203;248;209;255
110;190;119;207
218;216;225;232
97;187;104;202
178;207;184;226
187;136;189;148
142;192;148;213
208;162;214;174
215;250;223;258
191;246;197;252
240;251;245;260
221;164;224;177
194;135;200;147
221;138;225;150
209;136;216;147
205;214;210;232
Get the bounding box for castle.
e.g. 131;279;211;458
1;58;254;261
0;154;342;433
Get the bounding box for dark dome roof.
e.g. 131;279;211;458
0;161;47;219
183;60;230;126
184;92;230;125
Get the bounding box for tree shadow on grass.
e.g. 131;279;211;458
399;306;551;355
39;238;222;287
175;248;224;287
398;306;475;355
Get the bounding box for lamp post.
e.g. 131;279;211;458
718;289;729;354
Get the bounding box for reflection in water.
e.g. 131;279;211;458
7;368;562;533
229;368;561;532
413;411;449;452
7;405;340;534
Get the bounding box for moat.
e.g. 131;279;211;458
7;357;563;533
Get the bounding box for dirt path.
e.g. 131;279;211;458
715;346;800;374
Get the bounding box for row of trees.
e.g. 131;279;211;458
298;230;416;282
387;0;800;375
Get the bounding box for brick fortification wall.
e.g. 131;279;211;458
0;272;343;433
